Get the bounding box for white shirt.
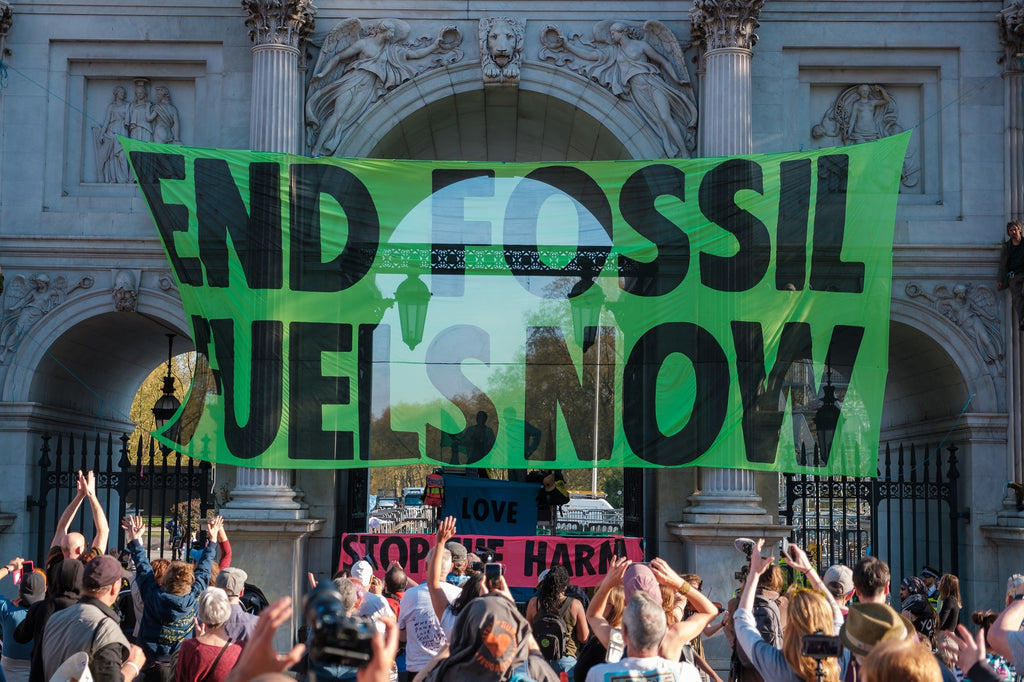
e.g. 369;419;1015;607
357;591;395;621
397;581;461;671
586;655;701;682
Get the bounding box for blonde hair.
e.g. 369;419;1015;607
782;590;840;682
605;584;625;627
862;637;941;682
938;574;961;608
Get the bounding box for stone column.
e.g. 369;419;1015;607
243;0;315;154
224;0;319;651
669;3;776;675
1001;1;1024;483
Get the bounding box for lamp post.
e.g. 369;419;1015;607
814;352;840;466
152;333;181;454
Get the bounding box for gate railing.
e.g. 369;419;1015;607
28;431;212;563
782;442;965;587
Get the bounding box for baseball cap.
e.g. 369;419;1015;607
215;567;248;598
446;541;468;564
823;565;854;598
839;602;913;657
351;560;374;588
19;571;45;605
83;555;130;590
623;563;660;603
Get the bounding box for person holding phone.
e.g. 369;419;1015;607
734;539;849;682
0;557;45;682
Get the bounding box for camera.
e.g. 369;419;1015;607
734;537;754;559
801;632;844;660
304;582;375;669
781;538;795;561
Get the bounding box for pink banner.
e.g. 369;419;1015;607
338;533;644;588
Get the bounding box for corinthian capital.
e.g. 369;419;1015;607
1001;1;1024;70
0;2;13;39
242;0;316;48
690;0;765;52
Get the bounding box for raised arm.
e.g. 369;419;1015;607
785;542;843;622
50;470;88;550
586;555;630;647
651;557;718;646
990;595;1024;660
83;470;110;553
427;516;456;621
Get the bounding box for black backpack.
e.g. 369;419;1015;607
533;597;573;661
731;594;783;678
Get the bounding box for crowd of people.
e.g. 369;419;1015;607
2;471;1024;682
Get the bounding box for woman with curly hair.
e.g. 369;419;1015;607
735;539;849;682
526;565;590;676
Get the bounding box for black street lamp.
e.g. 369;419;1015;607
814;352;840;465
568;267;605;353
152;333;181;451
393;272;431;351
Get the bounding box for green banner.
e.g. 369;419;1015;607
122;133;909;474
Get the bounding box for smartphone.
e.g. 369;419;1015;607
613;538;627;558
22;560;33;574
801;633;844;659
780;538;791;560
484;562;504;586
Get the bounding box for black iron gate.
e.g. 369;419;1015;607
28;431;213;563
782;442;966;586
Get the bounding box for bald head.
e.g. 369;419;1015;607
62;532;86;560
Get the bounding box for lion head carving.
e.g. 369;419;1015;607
479;16;525;83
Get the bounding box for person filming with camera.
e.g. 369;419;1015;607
735;539;850;682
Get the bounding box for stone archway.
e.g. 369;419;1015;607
339;62;668;161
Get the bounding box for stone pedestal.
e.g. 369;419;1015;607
222;517;323;650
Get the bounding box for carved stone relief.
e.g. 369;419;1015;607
92;79;182;183
906;282;1003;370
811;84;919;189
242;0;316;49
538;20;697;158
1000;1;1024;69
480;17;524;85
305;18;464;157
0;273;95;364
112;269;140;313
689;0;765;52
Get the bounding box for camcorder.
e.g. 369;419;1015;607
733;538;755;581
303;582;376;671
801;632;844;660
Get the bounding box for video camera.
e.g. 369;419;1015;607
303;582;376;670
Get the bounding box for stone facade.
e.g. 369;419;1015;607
0;0;1021;657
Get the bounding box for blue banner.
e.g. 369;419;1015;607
440;476;539;536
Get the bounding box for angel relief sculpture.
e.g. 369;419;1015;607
0;273;94;364
906;282;1003;367
305;18;463;157
539;20;698;158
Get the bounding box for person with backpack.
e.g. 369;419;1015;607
526;565;590;677
734;539;849;682
723;550;788;682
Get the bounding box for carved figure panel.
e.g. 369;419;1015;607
480;17;524;84
539;20;697;158
906;282;1003;370
811;84;919;189
306;18;464;157
92;79;183;183
0;273;95;364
